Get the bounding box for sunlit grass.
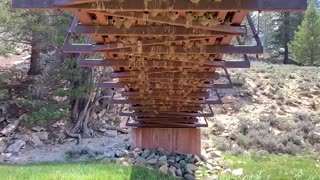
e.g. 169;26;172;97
220;153;320;180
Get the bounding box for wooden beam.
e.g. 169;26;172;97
77;59;250;68
64;45;263;54
99;82;232;89
109;98;222;105
13;0;307;11
110;72;220;80
120;112;213;118
72;25;244;36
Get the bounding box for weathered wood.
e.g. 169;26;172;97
13;0;307;11
131;128;201;155
64;44;263;54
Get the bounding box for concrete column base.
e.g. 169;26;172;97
131;128;201;155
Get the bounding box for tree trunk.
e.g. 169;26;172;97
27;37;42;75
69;68;94;138
283;12;290;64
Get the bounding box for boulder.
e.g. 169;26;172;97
104;151;116;158
36;132;49;141
141;149;152;158
159;155;167;162
159;165;168;174
105;130;118;137
6;140;25;153
31;133;44;147
176;168;183;176
185;163;198;173
135;156;146;165
168;167;176;177
146;153;155;160
146;158;158;165
232;168;244;176
184;174;195;180
0;141;7;153
179;160;187;168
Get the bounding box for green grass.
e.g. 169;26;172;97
220;153;320;180
0;161;174;180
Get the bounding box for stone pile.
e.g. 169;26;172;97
65;145;229;180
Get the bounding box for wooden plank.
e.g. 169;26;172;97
109;98;222;105
77;59;250;68
110;72;220;80
73;25;244;36
120;112;213;117
122;91;209;98
99;82;232;89
90;11;246;34
13;0;306;11
64;45;263;54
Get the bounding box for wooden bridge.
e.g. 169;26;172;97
13;0;307;154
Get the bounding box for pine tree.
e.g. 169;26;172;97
289;2;320;66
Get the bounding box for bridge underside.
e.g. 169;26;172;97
12;0;307;154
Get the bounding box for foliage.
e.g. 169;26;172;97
0;162;174;180
15;98;69;125
0;0;70;51
290;2;320;66
221;153;320;180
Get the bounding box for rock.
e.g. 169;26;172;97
194;155;202;163
232;168;244;176
51;121;64;128
15;134;30;142
159;165;168;174
159;155;167;162
146;158;158;165
115;149;125;157
32;126;45;132
157;147;166;156
146;153;155;160
185;163;198;172
36;132;48;141
122;161;130;166
179;160;187;168
127;158;135;164
31;133;44;147
173;163;181;169
133;148;142;154
105;130;118;137
168;159;175;165
176;168;183;176
0;117;5;123
141;149;152;158
184;174;195;180
116;157;126;165
6;140;25;153
222;95;237;104
0;141;7;153
104;151;116;158
210;151;223;157
135;156;146;165
99;128;107;133
175;156;181;162
313;132;320;141
0;154;3;162
127;151;137;158
2;152;12;158
168;167;176;177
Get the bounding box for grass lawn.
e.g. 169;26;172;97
220;153;320;180
0;161;174;180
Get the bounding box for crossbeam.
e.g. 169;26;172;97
12;0;307;11
64;45;263;54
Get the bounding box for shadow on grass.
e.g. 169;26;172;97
0;160;174;180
